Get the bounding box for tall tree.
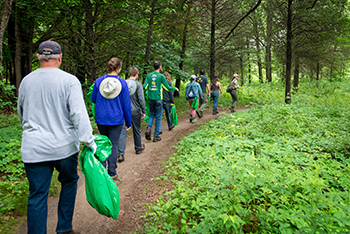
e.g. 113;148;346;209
284;0;292;104
265;0;273;82
0;0;13;81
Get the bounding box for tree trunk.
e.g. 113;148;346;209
265;1;272;83
15;1;22;93
253;20;263;83
143;0;157;83
22;15;34;77
239;55;244;86
85;0;96;85
316;61;320;81
284;0;292;104
0;0;14;81
293;55;299;93
175;22;188;97
209;0;216;80
247;37;251;84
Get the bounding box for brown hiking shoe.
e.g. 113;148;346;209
145;127;151;140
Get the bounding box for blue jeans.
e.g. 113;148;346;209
24;153;79;234
148;99;163;136
212;93;219;111
97;124;123;176
163;102;173;129
118;113;143;154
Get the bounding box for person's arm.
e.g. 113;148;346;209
161;76;176;91
218;82;223;96
17;84;24;127
143;75;149;89
168;81;175;104
185;84;189;99
121;81;132;129
90;81;98;103
69;81;95;146
137;83;146;114
206;83;211;97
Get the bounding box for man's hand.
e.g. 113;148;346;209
126;126;132;131
88;141;97;155
175;87;179;92
142;113;146;119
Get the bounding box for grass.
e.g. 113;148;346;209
141;78;350;233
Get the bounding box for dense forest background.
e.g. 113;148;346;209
1;0;350;104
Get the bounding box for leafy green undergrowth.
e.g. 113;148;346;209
142;93;350;233
0;114;60;234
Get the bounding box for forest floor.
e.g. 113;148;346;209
16;106;249;234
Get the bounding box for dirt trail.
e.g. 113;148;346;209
16;107;247;234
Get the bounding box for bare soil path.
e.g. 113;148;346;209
16;107;248;234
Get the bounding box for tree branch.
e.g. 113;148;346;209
307;0;318;10
225;0;262;40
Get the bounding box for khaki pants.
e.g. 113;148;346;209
230;89;238;109
198;93;208;113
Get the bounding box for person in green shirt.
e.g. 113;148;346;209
143;60;178;142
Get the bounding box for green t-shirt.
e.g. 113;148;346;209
143;71;176;100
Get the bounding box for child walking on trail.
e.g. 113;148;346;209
162;72;175;131
229;73;241;113
210;75;223;115
185;75;203;123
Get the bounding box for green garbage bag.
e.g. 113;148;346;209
80;134;120;219
191;96;198;109
85;84;95;118
170;105;178;126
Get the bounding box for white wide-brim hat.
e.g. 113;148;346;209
99;77;122;99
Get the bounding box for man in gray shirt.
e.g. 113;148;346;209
17;40;96;234
118;67;146;162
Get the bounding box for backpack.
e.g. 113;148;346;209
188;84;196;98
126;79;137;96
226;84;233;93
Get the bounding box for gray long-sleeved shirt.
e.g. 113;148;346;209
126;79;146;115
18;68;94;163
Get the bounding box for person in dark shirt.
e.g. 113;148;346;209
162;72;175;131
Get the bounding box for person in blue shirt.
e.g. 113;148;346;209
185;75;203;123
91;57;132;180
